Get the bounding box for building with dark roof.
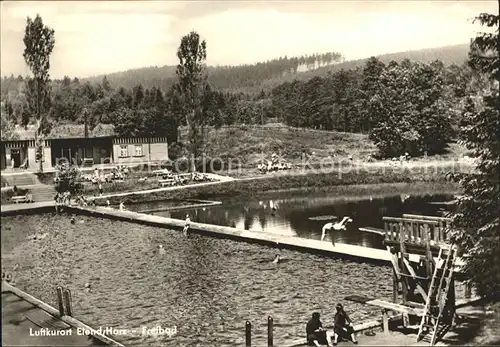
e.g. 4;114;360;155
1;125;169;171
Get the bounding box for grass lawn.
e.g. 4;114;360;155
179;125;378;164
177;125;469;176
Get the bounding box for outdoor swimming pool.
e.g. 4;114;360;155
2;213;393;346
128;187;454;250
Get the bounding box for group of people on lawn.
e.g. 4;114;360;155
306;304;358;346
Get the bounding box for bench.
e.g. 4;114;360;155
364;299;424;334
82;158;94;167
11;194;33;204
159;179;175;187
153;170;171;177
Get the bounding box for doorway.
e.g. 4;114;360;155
10;149;21;168
61;148;72;164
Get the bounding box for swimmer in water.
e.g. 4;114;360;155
70;216;76;224
272;254;281;264
183;214;191;236
158;244;165;255
270;200;278;215
321;217;353;243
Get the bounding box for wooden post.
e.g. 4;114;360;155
245;321;251;346
392;269;398;304
382;309;389;335
267;316;274;346
56;287;64;316
423;224;432;277
63;289;72;316
449;277;456;325
465;282;472;299
398;224;408;305
402;313;409;327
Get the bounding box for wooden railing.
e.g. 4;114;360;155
402;214;452;243
383;215;451;247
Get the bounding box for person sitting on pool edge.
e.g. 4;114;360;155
333;303;358;345
306;312;334;347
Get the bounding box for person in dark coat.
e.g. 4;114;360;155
306;312;334;346
333;303;358;344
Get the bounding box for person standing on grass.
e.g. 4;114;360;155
183;214;191;236
54;192;60;212
98;183;103;196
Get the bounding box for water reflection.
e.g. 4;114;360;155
133;192;454;249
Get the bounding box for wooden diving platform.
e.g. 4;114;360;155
358;227;385;236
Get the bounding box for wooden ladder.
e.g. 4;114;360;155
416;244;457;345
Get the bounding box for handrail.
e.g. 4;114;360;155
382;217;440;225
402;214;452;222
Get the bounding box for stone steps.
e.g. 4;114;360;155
1;173;39;187
29;185;57;202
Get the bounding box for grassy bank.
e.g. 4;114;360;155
179;125;469;165
193;125;377;164
82;178;157;197
96;165;461;205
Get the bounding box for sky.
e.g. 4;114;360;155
0;0;497;79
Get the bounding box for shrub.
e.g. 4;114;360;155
54;164;83;195
35;172;56;185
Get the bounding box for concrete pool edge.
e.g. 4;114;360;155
70;205;394;265
69;206;467;268
2;204;465;267
1;201;55;216
1;281;125;347
135;198;222;213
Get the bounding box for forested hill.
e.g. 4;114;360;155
83;52;344;94
82;43;468;94
1;44;468;98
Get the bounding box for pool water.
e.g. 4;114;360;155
2;214;393;346
128;190;454;249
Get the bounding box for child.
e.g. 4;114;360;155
183;214;191;236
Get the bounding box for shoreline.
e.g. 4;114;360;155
90;167;462;205
1;159;468;205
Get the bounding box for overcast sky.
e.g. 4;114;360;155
0;1;497;79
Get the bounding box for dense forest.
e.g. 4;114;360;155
1;44;468;99
84;43;469;94
0;42;486;158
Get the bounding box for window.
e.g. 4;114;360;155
135;144;143;157
119;145;128;157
